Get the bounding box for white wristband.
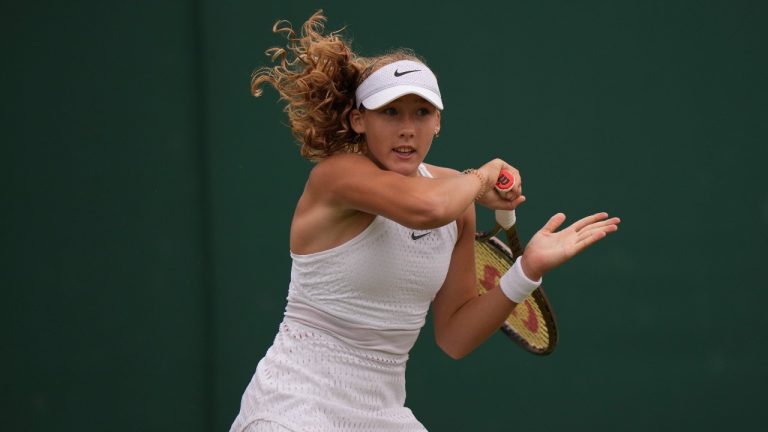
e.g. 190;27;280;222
499;257;542;303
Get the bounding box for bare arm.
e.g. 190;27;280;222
432;207;621;360
308;154;522;230
431;204;520;359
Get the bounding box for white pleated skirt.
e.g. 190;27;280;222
230;320;428;432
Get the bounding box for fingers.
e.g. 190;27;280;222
541;212;567;233
488;193;525;211
575;231;608;251
575;221;620;250
578;217;621;234
576;223;619;243
508;194;526;210
570;212;610;232
477;185;525;211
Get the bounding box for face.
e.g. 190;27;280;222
350;94;441;176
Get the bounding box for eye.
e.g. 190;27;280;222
416;108;431;116
383;107;398;116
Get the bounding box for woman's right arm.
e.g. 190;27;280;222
307;154;522;230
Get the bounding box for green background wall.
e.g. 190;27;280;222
4;1;767;430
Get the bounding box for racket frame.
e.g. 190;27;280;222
476;224;559;355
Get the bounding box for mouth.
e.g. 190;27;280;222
392;146;416;158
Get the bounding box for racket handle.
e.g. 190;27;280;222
494;169;523;258
504;223;524;259
494;169;516;195
496;209;523;258
495;209;516;230
494;169;517;229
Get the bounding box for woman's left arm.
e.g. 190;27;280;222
432;205;621;359
431;204;518;359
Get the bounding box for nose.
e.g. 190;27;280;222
399;115;416;139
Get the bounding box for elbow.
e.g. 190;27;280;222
436;335;471;360
443;348;469;361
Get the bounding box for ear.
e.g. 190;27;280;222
350;109;366;134
434;110;441;135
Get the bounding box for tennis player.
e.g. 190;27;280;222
231;11;620;432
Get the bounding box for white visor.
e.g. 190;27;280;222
355;60;443;110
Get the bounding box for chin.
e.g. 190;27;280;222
388;158;423;177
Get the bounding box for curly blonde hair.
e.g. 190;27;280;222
252;10;426;161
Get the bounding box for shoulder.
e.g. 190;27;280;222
305;154;372;191
309;153;377;180
304;153;389;208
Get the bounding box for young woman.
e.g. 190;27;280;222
231;11;620;432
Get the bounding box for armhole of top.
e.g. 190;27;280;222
418;163;459;243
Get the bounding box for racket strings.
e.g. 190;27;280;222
474;240;552;351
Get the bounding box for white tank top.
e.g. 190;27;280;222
284;164;458;355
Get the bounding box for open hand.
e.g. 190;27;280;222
521;212;621;280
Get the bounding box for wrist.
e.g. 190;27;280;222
477;165;496;192
499;257;542;303
462;168;490;201
520;255;544;281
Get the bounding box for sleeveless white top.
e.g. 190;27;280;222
231;164;458;432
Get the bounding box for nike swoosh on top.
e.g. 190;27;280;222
394;69;421;77
411;231;432;240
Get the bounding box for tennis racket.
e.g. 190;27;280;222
473;170;559;355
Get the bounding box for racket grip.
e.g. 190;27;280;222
494;170;520;254
495;209;516;230
497;209;523;258
494;169;516;195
